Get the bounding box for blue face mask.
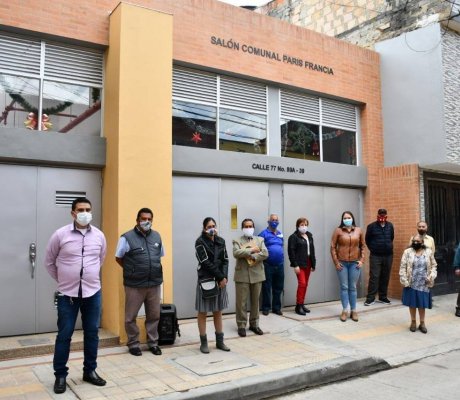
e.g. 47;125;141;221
269;221;279;229
343;218;353;227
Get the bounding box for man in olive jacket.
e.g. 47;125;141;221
233;218;268;337
115;208;164;357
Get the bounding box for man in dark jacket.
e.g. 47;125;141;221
115;208;164;356
364;209;394;306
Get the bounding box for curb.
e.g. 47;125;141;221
154;355;390;400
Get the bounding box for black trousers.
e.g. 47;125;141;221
366;254;393;301
457;291;460;307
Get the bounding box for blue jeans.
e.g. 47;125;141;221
262;262;284;312
54;290;101;377
336;261;361;311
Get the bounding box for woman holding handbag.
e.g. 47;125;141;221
195;217;230;353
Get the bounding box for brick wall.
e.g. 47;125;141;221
1;0;389;296
378;164;420;298
259;0;453;48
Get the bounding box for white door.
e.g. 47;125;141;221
0;165;102;336
219;179;269;314
282;184;363;305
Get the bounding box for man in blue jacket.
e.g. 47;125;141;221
364;209;394;306
259;214;284;316
453;245;460;317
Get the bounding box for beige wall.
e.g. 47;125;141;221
102;3;173;342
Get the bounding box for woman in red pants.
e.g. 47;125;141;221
288;217;316;315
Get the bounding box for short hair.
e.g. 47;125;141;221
137;208;153;220
339;211;356;228
296;217;309;228
377;208;387;215
241;218;255;229
72;197;92;211
202;217;216;229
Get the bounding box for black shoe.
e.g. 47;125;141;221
301;305;311;313
249;326;263;335
455;308;460;317
83;370;106;386
377;298;391;305
262;310;269;316
273;310;283;316
364;299;375;306
129;347;142;356
237;328;246;337
149;345;162;355
54;376;66;394
295;305;306;316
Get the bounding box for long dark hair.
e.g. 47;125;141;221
202;217;216;231
339;211;356;228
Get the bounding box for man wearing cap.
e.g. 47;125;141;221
364;209;395;306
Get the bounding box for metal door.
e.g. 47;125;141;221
219;179;269;314
0;165;102;336
0;165;37;336
36;167;102;332
283;184;363;305
173;176;220;318
425;176;460;295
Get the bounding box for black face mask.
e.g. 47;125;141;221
417;230;427;235
412;242;423;250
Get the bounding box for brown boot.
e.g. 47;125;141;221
409;320;416;332
340;310;347;322
350;310;358;322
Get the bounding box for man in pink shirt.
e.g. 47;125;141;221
45;197;107;394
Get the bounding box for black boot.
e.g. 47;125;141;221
301;304;311;313
295;304;306;316
215;332;230;351
455;307;460;317
200;334;209;353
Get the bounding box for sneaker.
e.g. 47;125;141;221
377;298;391;305
364;300;375;306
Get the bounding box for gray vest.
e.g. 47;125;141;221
122;228;163;288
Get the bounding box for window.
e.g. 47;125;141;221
280;90;358;165
172;66;267;154
281;120;320;161
172;66;360;166
0;32;103;135
322;127;356;165
173;100;216;149
220;109;266;154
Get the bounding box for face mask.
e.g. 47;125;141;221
343;218;353;227
206;228;216;236
242;228;254;237
139;221;152;232
412;242;423;250
76;212;92;226
377;216;387;223
298;226;308;234
417;229;427;235
269;221;279;229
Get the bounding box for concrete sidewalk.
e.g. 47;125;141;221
0;294;458;399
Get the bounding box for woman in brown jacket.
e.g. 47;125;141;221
330;211;365;322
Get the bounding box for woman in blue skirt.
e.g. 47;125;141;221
399;234;437;333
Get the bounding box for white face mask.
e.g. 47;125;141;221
139;221;152;232
76;211;92;226
242;227;254;237
298;226;308;234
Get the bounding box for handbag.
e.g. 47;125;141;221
200;278;219;299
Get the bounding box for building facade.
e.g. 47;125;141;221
259;0;460;297
1;0;396;341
